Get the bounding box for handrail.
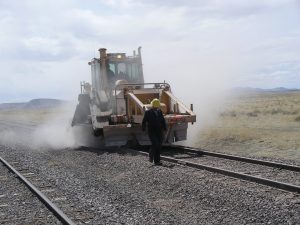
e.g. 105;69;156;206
114;82;170;115
114;82;170;94
164;90;196;116
127;93;146;113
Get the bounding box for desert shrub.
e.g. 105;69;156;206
229;111;237;117
220;111;237;117
266;109;299;115
268;108;298;115
247;112;258;117
295;116;300;122
271;109;282;114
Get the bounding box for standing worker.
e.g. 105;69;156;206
142;98;167;165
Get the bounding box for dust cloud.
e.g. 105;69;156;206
179;90;236;147
183;89;237;147
145;48;241;147
0;102;80;151
31;103;79;150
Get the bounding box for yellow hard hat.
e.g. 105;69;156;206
151;98;160;108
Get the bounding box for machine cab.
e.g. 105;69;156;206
106;54;144;85
88;47;144;95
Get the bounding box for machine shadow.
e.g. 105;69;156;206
71;145;147;157
71;145;176;169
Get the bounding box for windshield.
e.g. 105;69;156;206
108;62;140;83
127;63;139;82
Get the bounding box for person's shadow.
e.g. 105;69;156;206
149;163;175;168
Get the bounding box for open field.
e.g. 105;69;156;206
0;103;75;124
1;91;299;161
0;108;58;123
194;90;300;161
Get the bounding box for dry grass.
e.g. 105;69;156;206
0;103;75;124
1;93;299;162
194;91;300;161
0;108;58;123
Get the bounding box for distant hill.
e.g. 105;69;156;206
232;87;300;93
0;98;66;110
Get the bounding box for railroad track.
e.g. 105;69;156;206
134;145;300;193
0;156;76;225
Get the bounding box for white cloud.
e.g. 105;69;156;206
0;0;300;103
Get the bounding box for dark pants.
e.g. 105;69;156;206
148;130;163;164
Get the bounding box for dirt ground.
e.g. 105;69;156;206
193;90;300;161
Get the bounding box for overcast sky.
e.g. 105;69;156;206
0;0;299;103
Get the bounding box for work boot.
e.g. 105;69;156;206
149;148;153;162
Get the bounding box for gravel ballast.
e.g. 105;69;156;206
0;155;62;225
0;144;299;225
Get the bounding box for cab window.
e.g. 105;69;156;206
108;63;116;74
127;63;139;82
117;63;127;80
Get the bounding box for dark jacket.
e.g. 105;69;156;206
142;108;167;133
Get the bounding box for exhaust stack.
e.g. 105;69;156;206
99;48;107;59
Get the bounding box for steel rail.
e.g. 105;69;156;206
0;156;76;225
163;145;300;172
135;150;300;193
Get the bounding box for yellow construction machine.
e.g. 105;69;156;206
72;47;196;146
